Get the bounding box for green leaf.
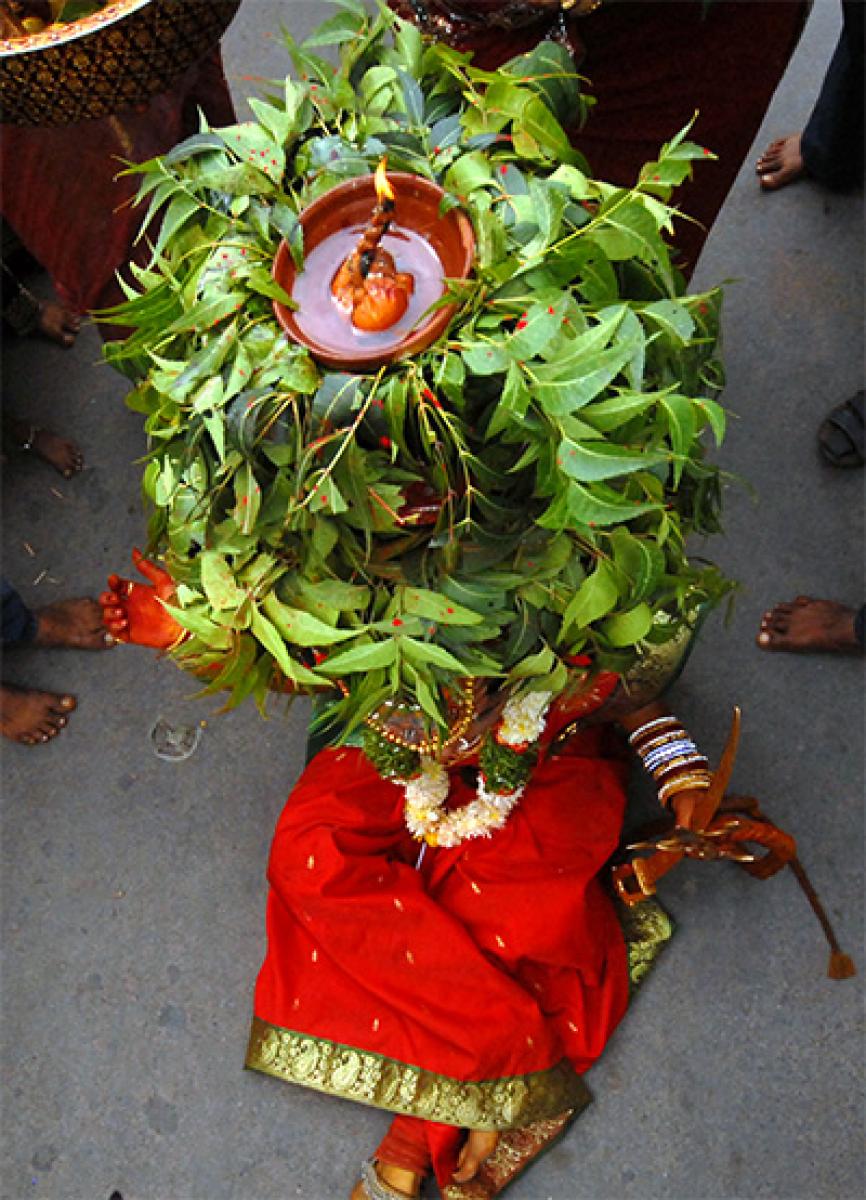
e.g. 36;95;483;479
402;588;484;625
582;390;663;432
165;293;243;335
247;97;294;146
446;151;494;196
318;639;397;675
532;339;640;415
200;550;245;610
538;481;660;530
600;603;653;647
593;200;664;264
643;300;696;344
506;644;554;681
487;361;530;437
562;561;620;632
462;342;510;376
162;604;233;650
262;593;359;646
660;394;698;465
250;608;321;684
695;397;726;445
234;462;261;534
163;132;224;165
246;268;295;306
558;437;666;482
152;193;200;258
401;638;468;674
609;529;665;602
394;13;423;76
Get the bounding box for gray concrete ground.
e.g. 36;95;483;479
1;2;863;1198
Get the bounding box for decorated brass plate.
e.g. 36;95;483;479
0;0;240;125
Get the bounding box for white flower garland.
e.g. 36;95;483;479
401;691;552;847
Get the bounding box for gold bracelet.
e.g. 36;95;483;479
637;728;689;756
658;772;712;806
627;715;681;748
652;754;710;783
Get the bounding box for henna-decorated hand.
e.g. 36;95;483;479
100;549;181;649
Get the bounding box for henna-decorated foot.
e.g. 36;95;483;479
757;596;863;654
0;683;76;745
33;598;114;651
756;134;805;190
37;300;81;348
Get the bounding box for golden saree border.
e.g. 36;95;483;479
245;1018;591;1131
619;896;676;993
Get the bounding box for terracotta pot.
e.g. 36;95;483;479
272;172;475;373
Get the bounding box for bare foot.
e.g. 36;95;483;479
34;598;114;651
756;133;805;190
4;416;84;478
0;683;76;745
37;300;81;348
31;427;85;478
452;1129;500;1184
757;596;863;654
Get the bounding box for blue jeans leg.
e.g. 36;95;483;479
801;0;864;188
1;578;38;647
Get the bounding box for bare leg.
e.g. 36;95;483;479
757;596;863;654
0;684;75;745
755;133;805;190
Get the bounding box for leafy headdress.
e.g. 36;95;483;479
104;0;734;765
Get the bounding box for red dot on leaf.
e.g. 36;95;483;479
499;165;508;175
392;618;403;627
379;436;392;450
446;607;454;614
547;306;555;315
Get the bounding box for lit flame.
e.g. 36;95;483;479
374;157;395;204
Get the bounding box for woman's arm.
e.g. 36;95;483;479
617;699;716;831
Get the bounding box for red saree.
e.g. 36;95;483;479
247;719;633;1189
